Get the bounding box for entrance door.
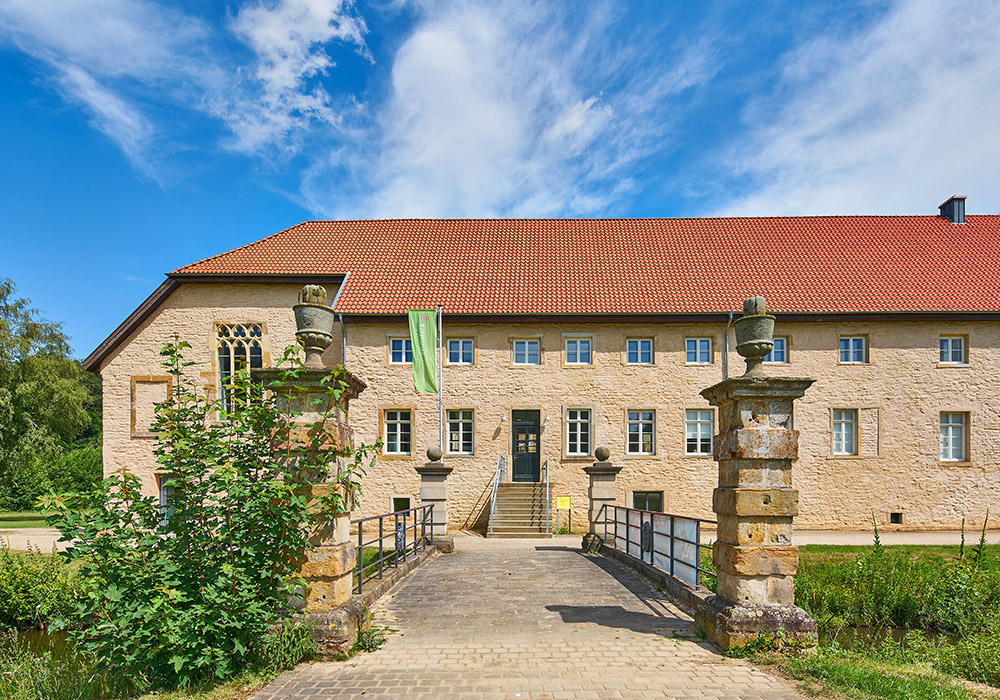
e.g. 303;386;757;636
511;410;541;482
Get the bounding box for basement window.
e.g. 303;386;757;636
889;512;903;525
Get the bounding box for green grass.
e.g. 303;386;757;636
0;512;51;529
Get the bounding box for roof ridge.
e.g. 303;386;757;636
291;214;975;223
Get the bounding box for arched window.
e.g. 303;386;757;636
217;323;264;410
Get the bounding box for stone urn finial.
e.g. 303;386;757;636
733;296;775;376
294;285;335;369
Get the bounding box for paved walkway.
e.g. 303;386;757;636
0;528;68;551
256;535;807;700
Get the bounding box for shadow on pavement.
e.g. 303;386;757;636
545;604;690;636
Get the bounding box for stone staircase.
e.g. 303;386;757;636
487;482;551;538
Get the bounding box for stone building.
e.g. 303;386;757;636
85;198;1000;532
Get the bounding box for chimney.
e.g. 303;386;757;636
939;195;966;224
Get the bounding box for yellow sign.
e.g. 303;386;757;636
556;496;571;510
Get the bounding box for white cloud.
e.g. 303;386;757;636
718;0;1000;216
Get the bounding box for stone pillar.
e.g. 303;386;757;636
695;297;817;649
583;446;622;535
298;483;355;611
415;447;453;537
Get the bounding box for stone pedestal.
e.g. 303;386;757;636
583;455;622;535
695;375;818;649
415;461;453;536
298;483;355;611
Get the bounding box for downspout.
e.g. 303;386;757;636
723;311;734;380
331;272;350;364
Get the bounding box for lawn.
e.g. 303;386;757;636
0;511;51;529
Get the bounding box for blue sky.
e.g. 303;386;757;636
2;0;1000;359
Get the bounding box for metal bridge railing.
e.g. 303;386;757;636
353;504;434;594
600;504;716;587
487;454;505;536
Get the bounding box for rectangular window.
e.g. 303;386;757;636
939;336;967;365
566;409;591;455
839;336;867;364
447;338;474;365
685;410;713;455
392;496;413;513
632;491;663;512
685;338;712;364
940;412;967;461
513;339;541;365
384;410;412;454
627;410;655;455
764;337;788;364
564;337;592;365
447;409;474;454
390;338;413;364
158;474;176;527
832;409;858;455
627;338;653;365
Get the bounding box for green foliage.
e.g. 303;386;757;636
253;617;317;672
41;340;377;691
0;542;77;629
47;444;103;497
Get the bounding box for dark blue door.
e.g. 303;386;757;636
511;410;540;482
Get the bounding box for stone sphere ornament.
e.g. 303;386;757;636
594;445;611;462
734;296;776;376
426;446;443;462
293;285;335;369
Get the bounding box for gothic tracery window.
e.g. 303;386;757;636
217;323;264;410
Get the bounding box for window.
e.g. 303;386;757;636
564;337;592;365
158;474;176;527
627;338;653;365
685;410;713;455
217;323;264;411
764;337;788;364
832;409;858;455
839;336;867;364
513;339;541;365
940;412;967;462
627;410;655;455
633;491;663;512
889;512;903;525
447;409;474;454
392;496;412;513
447;338;474;365
390;338;413;364
939;336;967;365
685;338;712;364
566;409;591;455
384;410;412;454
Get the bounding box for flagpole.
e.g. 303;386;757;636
437;305;443;452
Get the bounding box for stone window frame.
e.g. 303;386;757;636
938;335;969;367
764;336;790;364
208;321;272;402
446;408;475;456
563;405;594;458
684;337;714;365
939;411;971;464
830;408;860;457
387;336;413;365
624;408;656;457
130;375;173;438
683;408;715;456
380;406;416;458
391;495;414;513
445;337;476;366
624;337;655;366
838;334;869;365
562;333;596;368
510;335;544;367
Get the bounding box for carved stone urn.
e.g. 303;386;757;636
293;285;336;369
733;296;775;376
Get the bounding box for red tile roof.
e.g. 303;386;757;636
171;217;1000;314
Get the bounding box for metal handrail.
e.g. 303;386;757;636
599;503;716;587
353;504;434;594
543;457;550;534
487;454;505;536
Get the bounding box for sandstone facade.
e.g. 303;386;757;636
99;282;1000;532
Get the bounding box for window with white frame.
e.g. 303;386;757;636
627;410;655;454
685;410;713;455
832;409;858;455
390;338;413;364
839;336;867;364
447;409;474;454
764;337;788;364
158;474;176;527
384;410;412;454
513;339;541;365
566;409;591;455
627;338;653;365
685;338;712;364
564;337;592;365
448;338;474;365
217;323;264;411
939;336;967;365
939;412;968;461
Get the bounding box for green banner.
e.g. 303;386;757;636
408;309;438;394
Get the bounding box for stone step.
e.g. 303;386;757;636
486;532;553;539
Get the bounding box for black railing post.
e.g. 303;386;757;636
357;523;364;594
669;515;675;578
378;516;384;579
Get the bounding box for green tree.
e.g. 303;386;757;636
0;277;99;509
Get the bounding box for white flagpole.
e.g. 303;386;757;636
438;305;443;453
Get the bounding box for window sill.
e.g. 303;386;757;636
940;461;973;467
380;453;416;460
624;363;655;367
445;363;475;368
561;455;593;461
624;453;657;460
684;363;715;367
388;363;413;367
936;363;970;369
509;364;544;369
837;362;869;366
684;453;714;459
444;452;475;459
827;454;865;459
561;364;595;369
